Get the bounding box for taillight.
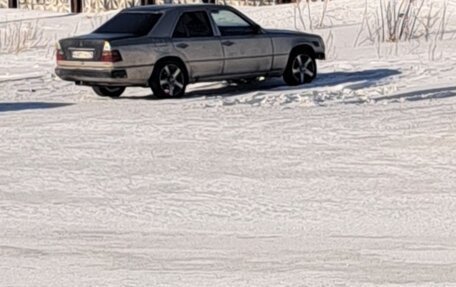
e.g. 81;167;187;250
56;42;64;62
101;41;122;63
101;50;122;62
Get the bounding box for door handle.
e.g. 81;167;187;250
222;41;234;47
176;43;188;49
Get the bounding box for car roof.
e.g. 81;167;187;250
125;4;222;12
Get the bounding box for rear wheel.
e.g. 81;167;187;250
283;51;317;86
92;86;125;98
150;60;187;98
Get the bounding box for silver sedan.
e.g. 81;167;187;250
55;4;325;98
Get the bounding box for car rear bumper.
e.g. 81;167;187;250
316;52;326;60
56;67;125;81
55;67;147;86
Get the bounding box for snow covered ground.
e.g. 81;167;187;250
1;1;456;286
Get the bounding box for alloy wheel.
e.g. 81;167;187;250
159;64;185;97
292;54;315;84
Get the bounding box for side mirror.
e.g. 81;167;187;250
252;24;262;34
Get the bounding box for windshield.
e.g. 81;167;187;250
95;13;162;36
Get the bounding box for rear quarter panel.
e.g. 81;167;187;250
112;37;175;83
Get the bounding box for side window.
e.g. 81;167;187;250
172;11;213;38
210;10;255;36
173;16;187;38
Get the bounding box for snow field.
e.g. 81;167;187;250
1;1;456;286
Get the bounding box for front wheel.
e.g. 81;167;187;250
283;52;317;86
150;60;187;98
92;86;125;98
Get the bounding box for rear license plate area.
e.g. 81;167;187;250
71;49;94;60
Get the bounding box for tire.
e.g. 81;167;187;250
92;86;125;98
283;51;317;86
150;60;187;98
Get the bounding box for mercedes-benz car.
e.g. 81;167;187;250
55;4;325;98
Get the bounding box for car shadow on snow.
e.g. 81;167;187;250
141;69;401;99
120;68;401;100
350;86;456;104
0;102;73;113
307;68;401;90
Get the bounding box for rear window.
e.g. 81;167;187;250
95;13;161;36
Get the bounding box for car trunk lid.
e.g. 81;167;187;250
59;33;133;61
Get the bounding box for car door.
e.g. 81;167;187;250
172;11;223;78
209;8;273;75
